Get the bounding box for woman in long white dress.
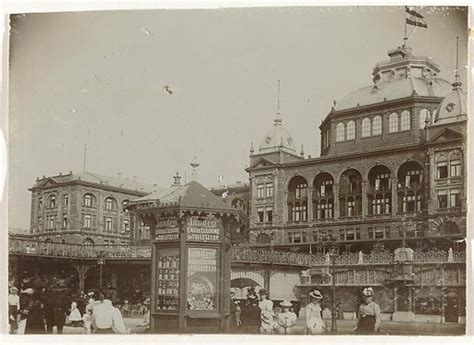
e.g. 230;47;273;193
305;289;326;334
69;301;82;326
258;289;274;334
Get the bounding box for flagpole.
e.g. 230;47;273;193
403;15;407;47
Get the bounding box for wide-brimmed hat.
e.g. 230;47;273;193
22;288;34;295
143;298;150;306
362;287;374;297
309;289;323;300
10;287;19;292
280;300;292;308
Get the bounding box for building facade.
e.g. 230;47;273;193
28;171;163;245
247;44;467;321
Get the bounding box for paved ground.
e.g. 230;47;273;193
55;318;464;336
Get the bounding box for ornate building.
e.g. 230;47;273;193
28;171;163;245
247;44;466;321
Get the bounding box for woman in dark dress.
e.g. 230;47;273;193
239;290;261;334
24;289;46;334
355;287;381;335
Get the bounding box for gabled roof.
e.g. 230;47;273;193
131;180;236;212
427;127;464;144
30;171;160;193
248;156;277;170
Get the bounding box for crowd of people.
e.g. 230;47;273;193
230;286;381;335
8;276;151;335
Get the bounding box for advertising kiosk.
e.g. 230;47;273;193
128;178;242;333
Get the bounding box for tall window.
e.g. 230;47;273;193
38;197;43;210
47;215;56;230
257;184;265;198
105;197;115;210
372;195;390;215
336;123;345;142
450;160;461;177
83;194;95;207
83;214;92;229
63;194;69;207
373;115;382;135
266;207;273;222
266;183;273;197
437;190;448;209
389;113;399;133
122;220;130;232
49;195;57;208
62;214;68;229
317;201;333;219
105;217;113;231
402;193;421;212
362;117;371;137
257;208;264;223
437;162;448;179
374;173;390;191
346;121;355;140
295;182;307;199
291;204;307;221
347;199;355;217
400;110;411;131
450;189;461;208
320;180;333;197
405;169;422;187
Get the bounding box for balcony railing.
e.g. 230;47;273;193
8;237;466;266
437;207;462;214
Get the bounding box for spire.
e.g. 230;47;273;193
453;36;462;90
190;156;200;181
250;142;254;154
172;171;182;186
300;145;305;158
274;80;282;124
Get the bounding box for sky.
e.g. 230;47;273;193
7;6;468;229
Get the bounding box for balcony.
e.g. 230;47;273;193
436;207;462;215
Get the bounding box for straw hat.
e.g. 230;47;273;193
143;298;150;306
309;289;323;300
280;300;292;308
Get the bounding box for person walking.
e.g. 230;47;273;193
239;289;261;334
258;289;274;334
275;300;297;334
8;287;21;334
355;287;381;334
92;290;128;334
305;289;326;335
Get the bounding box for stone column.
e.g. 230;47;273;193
361;182;368;216
307;186;314;221
283;191;289;223
427;150;435;212
391;178;398;215
333;184;340;220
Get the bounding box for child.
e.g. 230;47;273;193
69;301;82;326
82;306;93;334
275;300;297;335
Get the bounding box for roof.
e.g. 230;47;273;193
258;118;297;154
131;180;237;211
334;77;452;111
434;82;467;125
31;171;160;193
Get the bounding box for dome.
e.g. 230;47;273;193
434;82;467;124
258;118;296;153
335;77;452;111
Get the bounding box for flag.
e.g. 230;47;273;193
405;6;427;28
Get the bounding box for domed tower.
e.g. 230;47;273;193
319;44;452;157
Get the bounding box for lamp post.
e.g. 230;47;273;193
328;241;339;333
97;251;106;291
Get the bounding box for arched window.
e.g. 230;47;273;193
83;193;96;207
419;109;430;129
362;117;371;137
346;121;355;140
105;197;116;211
121;200;129;213
401;110;411;131
373;115;382;135
84;238;95;246
336;123;345;142
389;113;399;133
